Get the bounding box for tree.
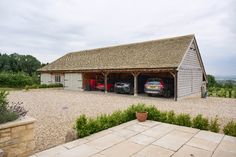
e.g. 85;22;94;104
207;75;217;88
0;53;41;75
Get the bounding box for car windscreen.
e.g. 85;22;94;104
147;78;161;84
146;81;160;85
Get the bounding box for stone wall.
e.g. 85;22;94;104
0;117;36;157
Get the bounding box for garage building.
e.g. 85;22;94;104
38;34;207;100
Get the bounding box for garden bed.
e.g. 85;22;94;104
75;104;236;138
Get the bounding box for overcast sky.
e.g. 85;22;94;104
0;0;235;76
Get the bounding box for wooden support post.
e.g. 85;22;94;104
82;73;85;91
103;72;108;93
132;72;140;96
170;71;177;101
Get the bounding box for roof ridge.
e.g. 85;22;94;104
67;34;195;55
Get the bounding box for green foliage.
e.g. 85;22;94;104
192;114;209;130
124;104;147;121
75;111;131;138
208;87;236;98
145;105;161;121
0;90;8;113
0;72;39;88
207;74;236;99
159;111;168;123
75;114;90;137
209;117;220;133
166;110;176;124
223;121;236;137
0;90;20;124
207;75;217;88
0;111;19;124
175;113;192;127
75;104;236;139
0;53;41;75
24;83;63;90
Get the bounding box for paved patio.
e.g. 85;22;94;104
31;120;236;157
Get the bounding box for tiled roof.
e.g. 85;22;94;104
39;34;194;72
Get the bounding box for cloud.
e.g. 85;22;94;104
0;0;235;75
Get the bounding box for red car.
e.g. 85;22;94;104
96;83;114;92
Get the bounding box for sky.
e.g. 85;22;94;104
0;0;235;76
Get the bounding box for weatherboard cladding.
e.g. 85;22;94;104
39;34;194;72
177;42;203;97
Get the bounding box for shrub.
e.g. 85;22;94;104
159;111;168;123
192;114;209;130
39;84;48;88
209;117;220;133
223;121;236;137
124;104;147;121
0;111;19;124
0;90;8;113
146;105;161;121
25;83;63;90
75;104;233;139
9;102;28;117
175;113;192;127
109;110;127;125
166;110;176;124
0;90;27;124
0;72;39;88
75;114;89;138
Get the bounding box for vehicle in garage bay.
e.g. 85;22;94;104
144;78;173;97
114;82;134;94
96;82;114;92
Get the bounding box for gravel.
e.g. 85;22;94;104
7;89;236;152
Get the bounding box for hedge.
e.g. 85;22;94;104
0;72;39;88
75;104;236;138
25;83;63;90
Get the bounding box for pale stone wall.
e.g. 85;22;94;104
0;117;36;157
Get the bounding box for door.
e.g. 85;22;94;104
64;73;82;90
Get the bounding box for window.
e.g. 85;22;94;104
55;75;61;83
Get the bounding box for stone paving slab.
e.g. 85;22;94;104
100;141;144;157
125;123;149;132
172;145;212;157
152;130;194;151
128;134;156;145
186;137;218;151
194;130;224;143
112;128;138;139
52;144;100;157
63;138;89;149
132;145;174;157
33;120;236;157
141;123;174;139
35;145;68;157
86;133;125;150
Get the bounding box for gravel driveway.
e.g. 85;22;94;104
7;89;236;152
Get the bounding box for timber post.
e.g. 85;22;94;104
132;72;140;96
102;72;108;93
170;71;178;101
